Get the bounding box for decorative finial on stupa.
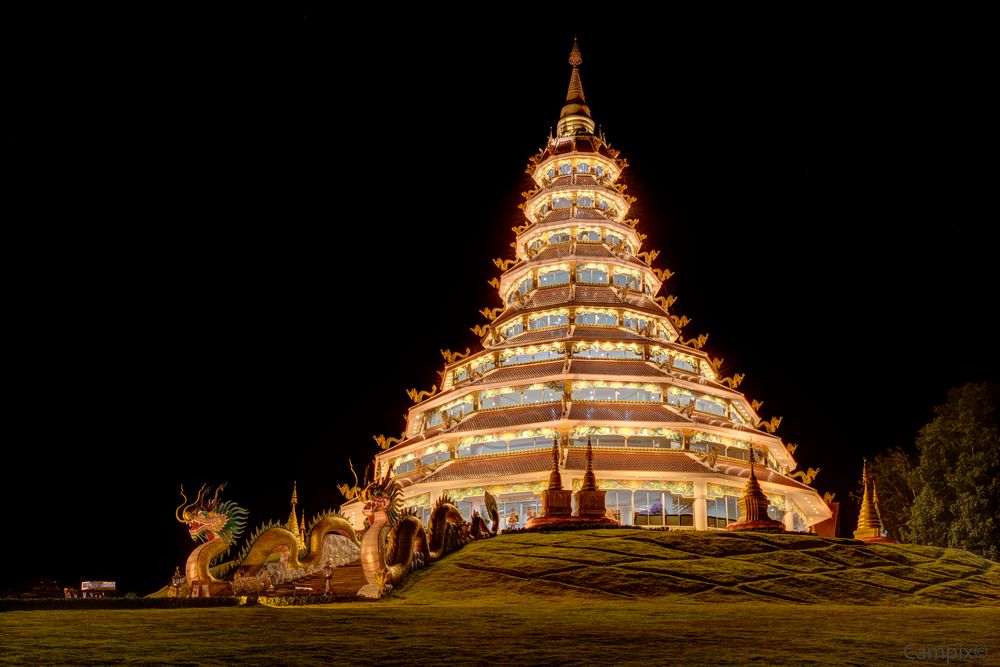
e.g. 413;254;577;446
582;437;597;492
854;459;893;541
547;437;563;491
558;37;595;137
726;447;784;532
569;36;582;66
286;481;300;535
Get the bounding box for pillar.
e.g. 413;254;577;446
693;479;708;530
782;497;795;531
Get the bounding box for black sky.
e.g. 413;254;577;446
7;11;997;595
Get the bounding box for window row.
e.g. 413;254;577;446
544;161;609;179
506;268;650;304
525;228;634;256
407;491;805;533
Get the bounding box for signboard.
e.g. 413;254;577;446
81;581;116;591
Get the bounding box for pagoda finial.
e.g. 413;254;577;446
582;437;597;491
569;36;582;67
286;481;300;535
854;459;886;540
547;438;563;491
557;38;595;137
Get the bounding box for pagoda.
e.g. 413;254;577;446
853;460;894;543
341;40;831;533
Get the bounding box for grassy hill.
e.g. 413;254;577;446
5;531;1000;664
391;529;1000;606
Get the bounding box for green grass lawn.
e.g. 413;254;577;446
3;603;998;665
4;531;999;664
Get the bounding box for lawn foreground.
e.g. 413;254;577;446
4;530;998;665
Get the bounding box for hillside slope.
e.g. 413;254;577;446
392;529;1000;605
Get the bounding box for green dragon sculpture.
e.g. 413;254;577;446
176;483;358;597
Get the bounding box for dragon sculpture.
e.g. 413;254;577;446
788;467;821;485
652;267;675;282
176;483;358;597
176;483;248;596
655;295;678;312
356;470;499;598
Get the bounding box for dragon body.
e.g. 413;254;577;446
176;484;358;597
357;475;498;598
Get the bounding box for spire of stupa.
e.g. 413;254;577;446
725;448;784;532
286;481;300;535
547;438;563;491
557;37;595;137
298;509;307;551
581;437;597;492
854;460;886;540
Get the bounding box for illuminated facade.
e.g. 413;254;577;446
342;42;831;533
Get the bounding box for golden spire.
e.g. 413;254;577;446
854;460;884;539
297;509;307;551
738;452;772;523
581;437;597;492
547;438;563;491
557;37;595;137
286;481;300;535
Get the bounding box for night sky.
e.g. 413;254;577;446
8;12;997;595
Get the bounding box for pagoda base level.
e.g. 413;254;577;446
725;519;784;533
855;536;897;543
525;515;619;530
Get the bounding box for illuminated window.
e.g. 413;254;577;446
573;344;642;359
576;163;590;174
634;491;664;527
673;356;697;372
696;397;726;416
395;459;417;474
481;385;561;408
529;239;545;252
518;277;534;294
726;445;749;461
571;385;660;402
457;439;507;458
577;229;601;242
707;496;740;528
606;233;621;246
549;232;570;244
628;436;682;449
597;199;611;212
575;311;617;326
577;196;594;208
623;314;648;331
499;347;562;366
577;267;608;284
529;313;568;329
539;269;570;286
614;273;640;291
594;165;604;177
504;322;524;337
421;450;450;467
508;436;552;452
667;392;693;408
767;505;786;524
553;197;572;209
570;435;625;448
605;489;630;523
547;167;555;179
559;164;572;175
